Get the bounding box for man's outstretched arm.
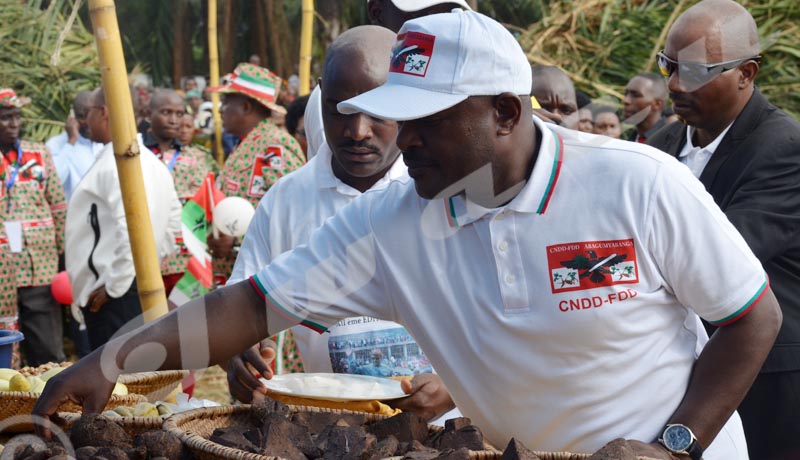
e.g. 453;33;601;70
33;280;267;429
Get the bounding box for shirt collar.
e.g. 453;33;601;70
313;142;407;196
443;115;564;228
679;121;734;158
142;132;182;151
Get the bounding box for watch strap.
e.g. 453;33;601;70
685;438;703;460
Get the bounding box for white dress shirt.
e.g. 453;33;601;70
678;122;734;178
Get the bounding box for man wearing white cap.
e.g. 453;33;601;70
304;0;471;160
36;11;779;460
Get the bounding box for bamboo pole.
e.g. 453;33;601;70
208;0;224;166
88;0;168;322
298;0;314;96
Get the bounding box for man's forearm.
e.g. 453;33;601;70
669;289;782;448
107;280;269;377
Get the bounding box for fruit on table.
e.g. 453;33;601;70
39;366;65;381
103;402;174;419
0;368;21;380
0;366;128;395
112;382;129;396
8;374;31;392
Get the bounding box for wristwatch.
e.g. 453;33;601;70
659;424;704;460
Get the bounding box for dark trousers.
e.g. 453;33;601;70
739;371;800;460
17;285;66;366
83;281;143;351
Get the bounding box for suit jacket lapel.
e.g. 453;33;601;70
664;123;686;158
698;89;768;190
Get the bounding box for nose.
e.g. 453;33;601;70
396;120;421;152
344;113;372;141
666;72;686;94
622;94;632;107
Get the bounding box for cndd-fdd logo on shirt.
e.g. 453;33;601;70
547;239;638;293
390;32;435;77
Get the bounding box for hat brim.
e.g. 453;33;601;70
391;0;471;12
208;84;287;115
337;84;468;122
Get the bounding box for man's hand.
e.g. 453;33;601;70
208;233;235;259
627;440;682;460
226;339;277;403
389;373;455;421
87;286;109;313
32;351;117;439
66;113;80;145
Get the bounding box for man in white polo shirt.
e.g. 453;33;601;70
224;25;458;422
35;11;780;460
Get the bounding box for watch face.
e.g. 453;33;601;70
664;425;692;451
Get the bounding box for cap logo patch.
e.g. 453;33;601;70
390;31;435;77
547;239;639;293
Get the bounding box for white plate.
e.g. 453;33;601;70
259;373;406;402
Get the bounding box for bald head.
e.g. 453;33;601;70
74;91;93;115
665;0;761;142
322;26;395;85
669;0;759;62
319;25;401;192
150;89;184;112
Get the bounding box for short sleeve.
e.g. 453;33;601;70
229;192;274;284
646;160;768;326
250;196;389;335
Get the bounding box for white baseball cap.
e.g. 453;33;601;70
338;11;531;121
383;0;472;12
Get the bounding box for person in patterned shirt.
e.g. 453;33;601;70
207;64;305;283
0;88;67;366
207;64;306;375
142;89;214;296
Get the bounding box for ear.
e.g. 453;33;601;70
738;60;759;89
367;0;382;25
495;93;522;136
241;97;256;115
652;97;665;113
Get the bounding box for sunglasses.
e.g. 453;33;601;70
656;51;761;89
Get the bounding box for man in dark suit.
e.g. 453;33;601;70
648;1;800;458
623;73;667;143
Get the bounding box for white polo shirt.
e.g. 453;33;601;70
251;116;764;457
229;143;420;374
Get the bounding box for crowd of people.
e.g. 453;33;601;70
0;0;795;459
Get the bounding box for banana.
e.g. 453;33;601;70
0;379;8;392
133;402;159;417
8;374;31;392
111;382;128;396
113;406;134;417
28;377;46;393
0;369;21;381
103;410;122;418
39;366;65;382
156;403;174;416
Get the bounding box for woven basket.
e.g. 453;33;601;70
0;393;145;433
1;362;146;433
118;370;189;402
164;404;504;460
60;411;166;436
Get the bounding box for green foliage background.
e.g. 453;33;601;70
0;0;100;142
0;0;797;142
